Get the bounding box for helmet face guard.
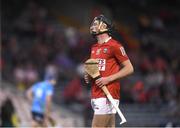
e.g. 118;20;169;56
90;15;113;36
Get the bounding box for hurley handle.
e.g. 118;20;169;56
94;76;127;125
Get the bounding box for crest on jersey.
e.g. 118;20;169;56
96;48;101;55
103;48;108;53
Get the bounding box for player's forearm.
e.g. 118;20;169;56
26;90;33;102
45;103;51;117
45;96;52;117
108;63;134;82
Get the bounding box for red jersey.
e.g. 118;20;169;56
90;38;129;99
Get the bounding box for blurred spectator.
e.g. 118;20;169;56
159;8;177;26
44;62;59;80
137;15;152;35
166;93;180;126
151;16;165;32
65;27;79;48
144;70;164;88
63;76;84;105
164;71;177;96
153;56;168;72
13;61;38;90
132;81;147;103
0;58;3;77
25;62;38;87
146;86;162;104
121;81;134;103
139;54;153;74
175;71;180;90
0;98;16;127
13;62;26;90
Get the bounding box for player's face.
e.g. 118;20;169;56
90;19;108;35
90;20;100;35
50;79;57;85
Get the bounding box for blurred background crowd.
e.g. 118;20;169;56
1;0;180;127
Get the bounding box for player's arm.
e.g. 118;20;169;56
44;93;53;126
96;60;133;87
45;86;53;119
26;87;33;103
45;94;52;118
45;93;57;126
96;44;134;87
107;60;134;82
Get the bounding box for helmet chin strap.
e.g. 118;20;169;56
94;31;109;36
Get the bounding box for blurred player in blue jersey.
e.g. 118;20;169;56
26;76;56;127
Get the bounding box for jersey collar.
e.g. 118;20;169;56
104;36;112;43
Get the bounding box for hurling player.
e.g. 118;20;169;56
84;15;134;127
26;76;56;127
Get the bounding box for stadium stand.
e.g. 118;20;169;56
1;0;180;127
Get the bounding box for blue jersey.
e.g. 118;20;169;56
31;80;54;114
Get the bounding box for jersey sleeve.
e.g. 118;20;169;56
46;85;53;96
90;46;94;58
31;84;37;93
112;43;129;63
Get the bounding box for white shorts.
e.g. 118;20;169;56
91;97;119;115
